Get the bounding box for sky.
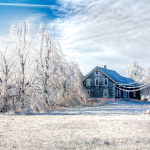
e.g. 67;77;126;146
0;0;150;76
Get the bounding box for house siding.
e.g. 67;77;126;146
83;70;115;99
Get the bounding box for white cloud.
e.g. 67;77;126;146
0;3;58;9
47;0;150;76
1;0;149;76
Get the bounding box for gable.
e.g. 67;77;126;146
83;66;116;83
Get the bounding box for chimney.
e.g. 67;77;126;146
104;65;107;69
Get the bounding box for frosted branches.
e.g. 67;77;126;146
126;59;150;98
0;18;86;114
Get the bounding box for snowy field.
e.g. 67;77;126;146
35;101;150;116
0;101;150;150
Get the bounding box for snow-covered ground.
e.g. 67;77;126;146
34;101;150;116
0;101;150;150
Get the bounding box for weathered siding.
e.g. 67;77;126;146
83;70;115;99
83;67;141;100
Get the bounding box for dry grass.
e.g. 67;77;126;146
0;114;150;150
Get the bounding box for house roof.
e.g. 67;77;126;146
83;66;137;86
98;67;137;86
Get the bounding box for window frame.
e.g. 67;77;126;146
95;70;99;75
103;89;108;97
103;78;108;86
95;78;99;86
86;79;90;86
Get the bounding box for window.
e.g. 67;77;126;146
119;90;121;97
123;91;127;97
86;90;90;97
104;78;108;86
133;92;136;97
116;90;118;97
104;89;108;97
86;79;90;86
95;70;99;75
95;79;99;86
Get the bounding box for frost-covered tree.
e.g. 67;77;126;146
0;39;15;112
0;18;86;113
10;17;33;113
126;59;144;83
33;23;86;110
127;59;150;100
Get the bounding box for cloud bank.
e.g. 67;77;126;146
47;0;150;76
1;0;150;76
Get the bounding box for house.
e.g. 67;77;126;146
82;66;140;101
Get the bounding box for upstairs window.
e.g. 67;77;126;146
86;79;90;86
95;79;99;86
104;78;108;86
95;70;99;75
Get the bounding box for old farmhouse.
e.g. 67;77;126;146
83;66;140;101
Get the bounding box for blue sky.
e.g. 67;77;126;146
1;0;150;76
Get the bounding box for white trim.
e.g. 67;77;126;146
86;79;90;86
95;79;99;86
83;66;99;81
